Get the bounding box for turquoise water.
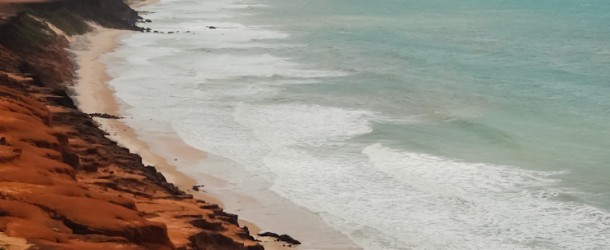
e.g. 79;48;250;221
253;0;610;204
108;0;610;248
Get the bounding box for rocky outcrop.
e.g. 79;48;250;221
0;0;263;249
258;232;301;246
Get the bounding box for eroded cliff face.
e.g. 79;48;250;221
0;1;263;249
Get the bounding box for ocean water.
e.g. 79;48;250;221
105;0;610;249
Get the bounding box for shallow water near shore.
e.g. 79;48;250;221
105;0;610;249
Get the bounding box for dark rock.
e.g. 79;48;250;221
88;113;121;119
258;232;301;245
47;93;76;108
82;163;99;172
155;171;167;182
216;213;238;225
207;26;217;29
61;151;80;170
199;204;219;210
84;148;98;154
54;133;69;146
192;184;204;191
170;194;193;200
191;218;223;231
189;231;264;250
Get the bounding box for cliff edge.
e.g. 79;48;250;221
0;0;263;249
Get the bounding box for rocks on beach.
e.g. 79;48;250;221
88;113;122;119
258;231;301;245
192;184;205;191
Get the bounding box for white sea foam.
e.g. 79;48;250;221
234;103;373;146
264;143;610;249
356;144;610;249
172;91;610;249
103;0;610;249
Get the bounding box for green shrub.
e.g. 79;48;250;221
26;8;90;35
0;13;55;48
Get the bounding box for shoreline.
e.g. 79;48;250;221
68;0;362;249
70;27;210;202
69;20;292;250
1;0;267;248
69;15;362;250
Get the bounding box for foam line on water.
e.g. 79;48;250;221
234;103;373;146
102;0;610;249
354;144;610;249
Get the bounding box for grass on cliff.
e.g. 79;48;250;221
25;8;90;35
0;6;90;51
0;14;55;48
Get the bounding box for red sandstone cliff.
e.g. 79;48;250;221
0;1;264;249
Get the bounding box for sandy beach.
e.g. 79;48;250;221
68;21;363;250
69;24;295;250
70;26;208;199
